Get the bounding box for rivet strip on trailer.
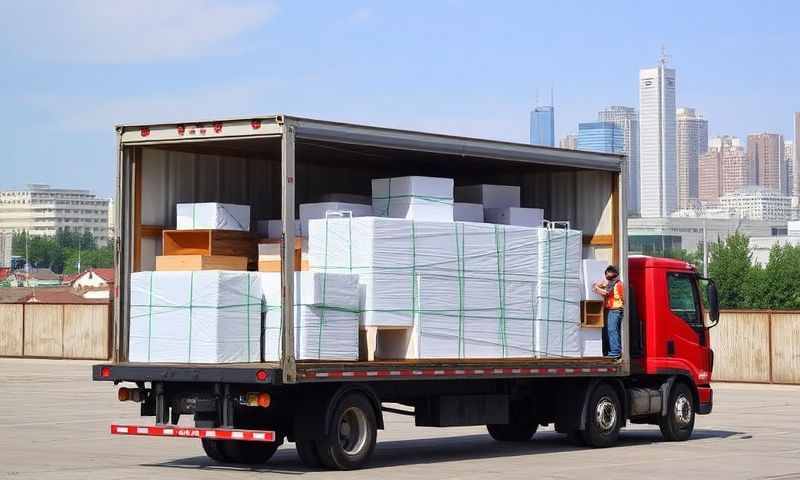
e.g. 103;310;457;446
300;365;617;379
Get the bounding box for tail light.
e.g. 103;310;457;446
117;387;146;403
244;392;272;408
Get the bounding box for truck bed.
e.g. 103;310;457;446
93;356;621;384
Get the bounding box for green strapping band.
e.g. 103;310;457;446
454;223;465;358
246;273;251;361
560;231;569;356
410;220;417;326
544;229;552;356
318;215;332;358
147;271;154;361
188;271;194;362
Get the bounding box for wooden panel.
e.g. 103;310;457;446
23;305;64;358
0;304;24;356
583;234;613;246
163;230;257;262
771;313;800;384
156;255;248;271
580;301;604;328
710;311;770;382
258;238;307;272
141;225;164;238
258;259;309;272
63;304;110;360
133;148;143;272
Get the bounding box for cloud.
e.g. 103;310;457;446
348;7;374;25
0;0;277;63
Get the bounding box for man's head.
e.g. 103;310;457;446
605;265;619;281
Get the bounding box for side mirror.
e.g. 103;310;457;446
706;279;720;328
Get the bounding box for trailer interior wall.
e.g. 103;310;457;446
118;124;623;362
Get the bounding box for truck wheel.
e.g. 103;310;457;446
219;440;280;465
566;430;586;446
582;383;621;448
315;393;377;470
295;440;323;468
487;422;538;442
201;438;233;463
659;382;695;441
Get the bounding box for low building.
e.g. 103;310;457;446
719;187;799;221
9;268;62;288
68;268;114;289
749;235;800;265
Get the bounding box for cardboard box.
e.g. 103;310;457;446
453;203;484;222
299;202;372;239
372;176;454;221
176;203;250;231
155;255;247;271
455;184;520;209
484;207;544;227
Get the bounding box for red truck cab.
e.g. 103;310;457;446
629;256;716;416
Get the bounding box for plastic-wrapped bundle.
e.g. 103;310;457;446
534;228;583;358
129;271;262;363
261;272;360;361
372;176;454;221
176;203;250;231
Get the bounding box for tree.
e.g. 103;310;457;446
707;233;752;309
761;244;800;310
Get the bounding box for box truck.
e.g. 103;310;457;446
94;115;718;470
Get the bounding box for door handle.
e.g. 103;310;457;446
666;340;675;356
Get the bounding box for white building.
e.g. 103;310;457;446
0;184;110;243
785;140;794;197
639;58;677;217
719;187;798;221
0;231;11;268
676;108;708;209
599;106;640;215
559;134;578;150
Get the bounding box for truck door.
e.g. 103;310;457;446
664;272;710;378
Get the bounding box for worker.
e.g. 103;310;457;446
592;265;624;360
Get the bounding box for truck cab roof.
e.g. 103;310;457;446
629;255;697;273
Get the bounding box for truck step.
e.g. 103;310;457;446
110;424;276;442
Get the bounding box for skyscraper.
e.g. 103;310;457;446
639;57;677;217
598;106;640;215
795;113;800;197
784;141;794;197
530;106;555;147
577;122;624;153
747;133;785;194
559;133;577;150
676;108;708;208
699;136;746;202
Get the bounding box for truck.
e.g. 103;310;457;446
93;115;719;470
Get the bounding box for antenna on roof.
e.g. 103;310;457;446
659;45;671;66
550;85;554;107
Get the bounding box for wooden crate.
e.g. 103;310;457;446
156;255;248;271
163;229;257;262
258;238;308;272
581;301;605;328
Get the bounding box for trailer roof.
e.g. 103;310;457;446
117;114;625;172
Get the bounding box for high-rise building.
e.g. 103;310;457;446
794;113;800;197
785;141;794;197
699;136;747;203
577;122;624;153
559;134;577;150
530;106;555;147
722;146;750;197
676;108;708;209
639;57;677;217
698;151;723;202
598;106;640;215
0;184;110;243
747;133;785;194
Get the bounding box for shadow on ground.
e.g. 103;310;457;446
143;428;743;474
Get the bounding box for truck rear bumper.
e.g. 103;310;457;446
697;385;713;415
111;424;276;442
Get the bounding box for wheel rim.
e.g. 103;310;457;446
673;394;693;427
338;406;368;456
595;396;617;433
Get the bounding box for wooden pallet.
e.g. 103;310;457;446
155;255;248;271
258;238;308;272
581;300;605;328
162;230;257;262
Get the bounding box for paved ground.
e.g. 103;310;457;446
1;359;799;480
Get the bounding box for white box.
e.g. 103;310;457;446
260;272;360;361
257;219;302;239
455;184;520;209
580;328;604;357
484;207;544;227
453;203;484;222
580;259;609;301
176;203;250;231
372;176;454;222
299;202;373;239
320;193;372;205
129;271;262;363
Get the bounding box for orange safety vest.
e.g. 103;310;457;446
604;280;624;310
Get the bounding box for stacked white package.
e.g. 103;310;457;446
257;219;302;239
413;222;539;358
580;328;604;357
372;176;454;221
534;228;583;358
129;271;262;363
320;193;372;205
455;184;520;208
580;259;609;301
176;203;250;231
260;272;360;361
484;207;544;227
453;203;484;222
299;202;373;240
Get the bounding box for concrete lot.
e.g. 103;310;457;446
0;359;798;480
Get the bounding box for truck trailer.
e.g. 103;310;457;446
93;115;719;470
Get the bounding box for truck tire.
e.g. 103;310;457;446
487;422;538;442
581;383;621;448
219;440;280;465
659;382;695;441
295;440;323;468
566;430;586;446
315;392;377;470
201;438;233;463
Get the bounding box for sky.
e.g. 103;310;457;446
1;0;798;198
